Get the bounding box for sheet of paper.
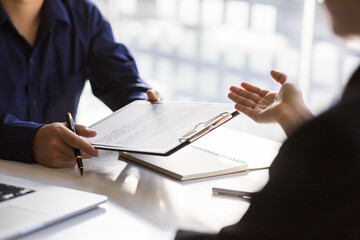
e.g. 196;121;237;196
88;101;236;154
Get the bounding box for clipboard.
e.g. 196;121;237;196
88;100;239;156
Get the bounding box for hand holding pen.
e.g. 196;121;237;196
32;114;98;169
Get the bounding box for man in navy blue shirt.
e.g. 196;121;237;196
0;0;160;168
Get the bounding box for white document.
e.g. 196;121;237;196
88;100;237;155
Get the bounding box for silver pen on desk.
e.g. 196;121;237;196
212;187;252;200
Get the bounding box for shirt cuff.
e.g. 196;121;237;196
0;122;43;164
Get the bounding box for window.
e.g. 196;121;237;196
78;0;360;141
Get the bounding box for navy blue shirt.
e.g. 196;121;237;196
0;0;151;163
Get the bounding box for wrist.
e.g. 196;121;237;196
278;103;313;136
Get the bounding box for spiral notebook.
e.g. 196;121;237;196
118;128;280;181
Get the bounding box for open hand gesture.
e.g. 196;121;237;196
228;70;313;136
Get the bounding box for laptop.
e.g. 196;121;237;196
0;174;107;240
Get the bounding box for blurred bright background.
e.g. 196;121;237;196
77;0;360;142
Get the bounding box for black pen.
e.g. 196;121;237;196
65;112;84;176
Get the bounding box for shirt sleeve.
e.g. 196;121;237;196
0;111;43;163
85;3;152;111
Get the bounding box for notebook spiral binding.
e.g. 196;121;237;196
190;145;246;164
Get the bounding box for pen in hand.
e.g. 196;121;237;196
65;112;84;176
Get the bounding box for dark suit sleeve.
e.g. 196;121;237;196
176;96;360;239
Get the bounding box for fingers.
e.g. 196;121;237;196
229;83;270;108
75;124;97;138
228;91;257;109
32;123;98;169
81;152;93;159
270;70;288;85
146;90;161;102
37;140;77;168
60;126;99;157
240;82;269;97
49;150;77;168
230;86;262;103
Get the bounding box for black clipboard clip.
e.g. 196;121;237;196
179;112;233;143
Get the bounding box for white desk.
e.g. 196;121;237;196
0;129;280;240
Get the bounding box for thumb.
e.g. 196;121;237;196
75;124;97;138
270;70;288;85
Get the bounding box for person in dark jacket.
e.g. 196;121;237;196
176;0;360;239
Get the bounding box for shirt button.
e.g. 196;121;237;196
30;58;35;64
32;101;37;108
